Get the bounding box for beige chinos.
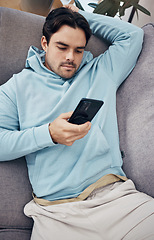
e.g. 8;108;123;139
24;179;154;240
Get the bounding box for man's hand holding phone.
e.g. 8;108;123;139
48;112;91;146
49;98;104;146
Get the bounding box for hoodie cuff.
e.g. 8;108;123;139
33;123;56;148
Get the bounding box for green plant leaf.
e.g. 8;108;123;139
93;0;113;15
134;3;151;16
135;8;139;19
74;0;85;11
76;0;151;19
88;3;98;9
107;5;119;17
119;6;126;17
94;0;120;17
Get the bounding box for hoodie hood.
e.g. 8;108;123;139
25;46;93;80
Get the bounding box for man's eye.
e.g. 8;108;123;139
58;47;67;50
76;50;83;54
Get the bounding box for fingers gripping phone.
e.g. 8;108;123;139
68;98;104;125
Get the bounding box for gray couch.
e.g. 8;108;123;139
0;6;153;240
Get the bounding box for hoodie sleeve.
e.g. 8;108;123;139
79;10;144;88
0;78;54;161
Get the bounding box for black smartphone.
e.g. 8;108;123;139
68;98;104;125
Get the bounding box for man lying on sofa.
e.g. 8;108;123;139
0;4;153;240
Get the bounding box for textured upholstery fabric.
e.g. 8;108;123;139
0;229;32;240
0;158;33;229
0;6;153;240
0;7;45;85
0;7;43;240
117;23;154;197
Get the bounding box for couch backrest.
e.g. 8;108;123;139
0;7;45;231
117;23;154;197
0;7;45;85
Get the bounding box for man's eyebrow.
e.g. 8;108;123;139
56;41;86;49
56;41;68;47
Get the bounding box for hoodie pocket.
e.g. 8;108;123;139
84;124;111;167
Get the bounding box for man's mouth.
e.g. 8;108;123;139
61;62;76;70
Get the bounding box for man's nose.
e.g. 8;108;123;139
66;50;74;61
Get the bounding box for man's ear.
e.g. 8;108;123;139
41;36;48;52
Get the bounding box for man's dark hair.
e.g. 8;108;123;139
43;7;92;45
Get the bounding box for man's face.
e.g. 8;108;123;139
41;25;87;79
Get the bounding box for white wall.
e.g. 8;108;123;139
122;0;154;27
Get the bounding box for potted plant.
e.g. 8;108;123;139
74;0;151;22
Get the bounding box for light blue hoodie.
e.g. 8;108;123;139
0;11;143;201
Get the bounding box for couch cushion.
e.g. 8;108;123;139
0;7;45;85
0;158;33;229
117;23;154;197
0;7;44;230
0;229;31;240
85;34;109;57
